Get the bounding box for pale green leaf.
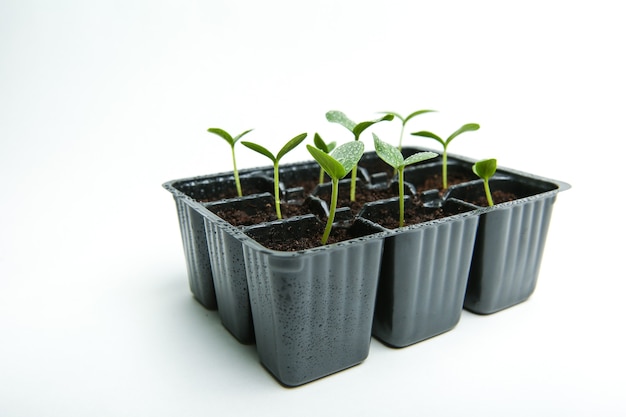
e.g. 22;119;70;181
404;151;439;167
330;141;365;177
353;114;394;138
373;133;403;169
307;145;346;179
326;110;356;131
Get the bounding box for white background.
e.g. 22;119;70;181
1;1;624;416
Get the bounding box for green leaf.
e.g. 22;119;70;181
411;130;445;147
276;133;307;161
313;133;329;152
373;133;403;169
241;141;276;162
232;129;254;143
207;128;234;146
313;133;336;154
404;151;439;167
326;110;356;132
331;141;365;177
307;145;346;180
378;111;404;122
404;109;437;124
353;114;394;138
472;158;497;180
446;123;480;145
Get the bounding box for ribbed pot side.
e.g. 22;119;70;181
243;238;383;387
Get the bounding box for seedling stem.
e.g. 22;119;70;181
207;128;253;197
326;110;394;201
411;123;480;189
242;133;308;219
472;158;497;207
373;134;438;227
307;141;365;245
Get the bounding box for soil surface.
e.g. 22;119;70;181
198;184;271;202
212;202;313;227
468;190;518;207
204;166;522;250
317;183;402;215
372;197;471;229
257;225;358;252
415;172;475;194
283;178;320;195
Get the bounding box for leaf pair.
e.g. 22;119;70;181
241;133;308;164
373;134;438;227
412;123;480;189
326;110;394;201
373;134;438;171
411;123;480;148
241;133;308;219
381;110;437;150
207;128;254;146
381;110;437;126
307;141;364;182
326;110;394;140
307;141;365;245
207;127;254;197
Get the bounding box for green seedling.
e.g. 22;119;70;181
379;110;437;151
472;158;497;207
207;128;253;197
411;123;480;189
326;110;394;201
306;141;365;245
241;133;308;219
313;133;336;184
373;134;438;227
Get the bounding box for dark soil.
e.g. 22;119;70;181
212;202;313;227
198;184;270;203
372;197;471;229
415;172;475;194
283;178;320;195
469;190;518;207
252;223;361;252
317;183;401;215
359;158;396;179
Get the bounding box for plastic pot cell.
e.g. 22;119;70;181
360;197;480;347
163;172;275;309
446;175;571;314
241;216;385;387
203;193;327;344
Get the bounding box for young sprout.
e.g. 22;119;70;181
472;158;497;207
373;134;438;227
313;133;336;184
326;110;394;201
207;128;253;197
411;123;480;189
306;141;365;245
379;110;437;151
241;133;308;219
